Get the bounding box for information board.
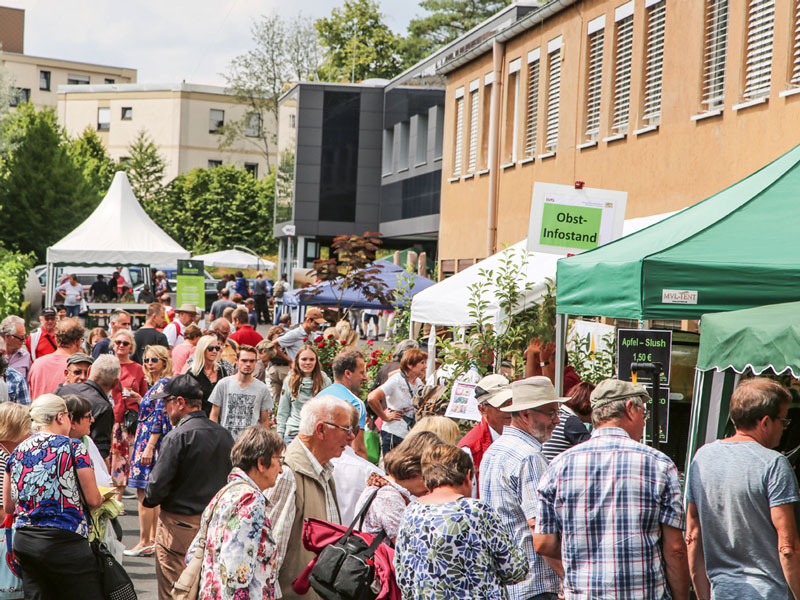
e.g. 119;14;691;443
643;385;670;443
176;259;204;308
444;380;482;422
617;329;672;385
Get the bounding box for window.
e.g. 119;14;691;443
790;0;800;87
504;59;521;162
119;156;131;164
9;88;30;107
104;78;115;84
415;113;429;165
467;80;479;172
742;0;775;101
209;109;225;133
244;162;259;178
433;105;444;160
67;74;90;85
701;0;729;111
453;88;464;176
245;112;261;137
611;2;634;135
97;107;110;131
481;73;493;167
397;121;410;171
289;114;296;128
642;0;666;125
39;70;51;91
208;160;222;168
524;49;540;158
382;128;394;175
544;37;562;153
121;107;133;120
585;17;605;140
319;91;360;222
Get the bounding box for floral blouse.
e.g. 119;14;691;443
354;474;412;544
394;497;529;600
188;467;277;600
6;432;93;538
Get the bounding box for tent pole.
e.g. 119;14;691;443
555;313;567;395
45;263;55;311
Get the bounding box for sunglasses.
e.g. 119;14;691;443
114;340;131;347
207;346;222;352
5;333;24;342
143;357;162;364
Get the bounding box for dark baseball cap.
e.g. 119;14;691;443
152;373;202;401
42;307;57;317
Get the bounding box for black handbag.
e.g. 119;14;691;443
71;445;137;600
122;409;138;435
308;489;386;600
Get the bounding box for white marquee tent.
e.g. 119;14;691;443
45;171;189;301
191;249;276;271
410;211;675;328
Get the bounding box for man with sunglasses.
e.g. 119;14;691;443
685;377;800;600
534;379;688;600
1;315;30;379
25;307;58;362
480;376;567;600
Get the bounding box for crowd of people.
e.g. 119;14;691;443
0;287;799;600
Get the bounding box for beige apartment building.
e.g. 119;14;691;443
0;6;136;109
437;0;800;275
57;83;276;180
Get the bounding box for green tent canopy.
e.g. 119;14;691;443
556;143;800;320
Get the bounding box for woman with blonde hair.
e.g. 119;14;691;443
0;403;31;520
4;394;104;598
187;334;226;416
276;345;331;443
125;344;174;556
408;416;461;445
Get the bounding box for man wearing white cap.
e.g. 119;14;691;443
458;374;512;498
533;379;688;600
480;376;566;600
163;303;197;348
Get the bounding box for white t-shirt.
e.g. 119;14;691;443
378;372;421;438
82;435;113;488
56;281;83;306
331;446;384;526
209;376;274;440
163;320;185;348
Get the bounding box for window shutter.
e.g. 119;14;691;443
792;0;800;86
524;53;540;157
544;43;562;151
742;0;775;100
467;90;479;172
642;0;666;124
585;27;605;138
702;0;729;110
453;94;464;176
612;10;634;133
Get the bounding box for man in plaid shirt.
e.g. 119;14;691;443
533;379;689;600
480;376;567;600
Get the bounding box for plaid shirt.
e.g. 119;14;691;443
480;426;561;599
5;368;29;405
536;427;685;600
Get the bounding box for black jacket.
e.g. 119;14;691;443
143;410;234;515
55;379;114;458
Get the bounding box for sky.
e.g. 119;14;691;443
2;0;419;86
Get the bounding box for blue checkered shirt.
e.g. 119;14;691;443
536;427;685;600
480;426;561;599
5;368;29;405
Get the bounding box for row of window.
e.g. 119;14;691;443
208;160;260;177
450;0;800;177
382;107;445;176
38;70;115;92
93;107;262;136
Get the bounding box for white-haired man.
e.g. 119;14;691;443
1;315;30;379
267;395;355;600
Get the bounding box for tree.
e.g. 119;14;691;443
316;0;403;82
123;130;167;211
401;0;512;66
144;165;276;255
221;12;320;169
0;103;99;260
67;126;119;199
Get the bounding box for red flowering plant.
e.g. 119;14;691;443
313;332;342;380
360;346;393;399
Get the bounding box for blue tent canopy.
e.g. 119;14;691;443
283;262;435;310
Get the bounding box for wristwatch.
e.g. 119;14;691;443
539;361;549;367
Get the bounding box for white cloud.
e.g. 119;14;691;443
2;0;417;86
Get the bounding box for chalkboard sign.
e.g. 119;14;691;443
643;385;669;443
617;329;672;385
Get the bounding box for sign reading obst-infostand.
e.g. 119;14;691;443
526;182;628;255
176;259;205;308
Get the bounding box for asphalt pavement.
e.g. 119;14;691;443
119;496;158;599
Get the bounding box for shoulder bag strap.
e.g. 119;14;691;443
69;441;100;537
191;480;252;557
342;487;380;538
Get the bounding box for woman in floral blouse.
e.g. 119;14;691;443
189;425;285;599
394;444;529;600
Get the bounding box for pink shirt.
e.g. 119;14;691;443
172;342;195;376
28;353;69;399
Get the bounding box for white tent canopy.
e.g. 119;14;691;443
191;249;276;271
410;212;675;327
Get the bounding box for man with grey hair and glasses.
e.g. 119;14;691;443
534;379;689;600
1;315;30;379
267;395;355;600
685;377;800;600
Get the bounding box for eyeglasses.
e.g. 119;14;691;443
162;396;176;404
530;408;560;420
42;316;56;321
324;422;354;435
143;357;163;364
207;346;221;352
114;340;131;347
58;411;71;421
81;413;94;422
776;416;792;428
5;333;24;342
274;454;286;466
640;404;649;418
118;323;131;328
68;367;90;376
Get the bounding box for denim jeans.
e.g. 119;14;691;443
65;304;81;317
380;430;405;456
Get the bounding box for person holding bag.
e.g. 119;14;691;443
179;426;285;599
3;394;105;599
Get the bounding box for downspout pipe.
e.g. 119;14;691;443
487;39;505;257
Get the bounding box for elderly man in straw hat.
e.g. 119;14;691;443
480;376;567;600
163;303;197;349
533;379;689;600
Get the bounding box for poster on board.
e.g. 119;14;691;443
176;259;204;308
526;182;627;255
444;380;482;422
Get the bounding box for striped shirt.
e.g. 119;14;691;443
536;427;685;600
479;426;561;600
541;406;590;462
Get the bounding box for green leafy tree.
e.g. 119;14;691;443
123;130;167;210
316;0;403;82
401;0;512;65
67;126;119;199
0;246;35;320
146;165;276;255
0;104;99;260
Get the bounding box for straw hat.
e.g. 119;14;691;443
499;376;569;413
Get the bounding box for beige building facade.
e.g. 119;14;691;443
57;83;276;181
437;0;800;275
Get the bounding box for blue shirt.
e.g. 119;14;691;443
479;426;560;599
316;382;367;430
5;367;30;405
